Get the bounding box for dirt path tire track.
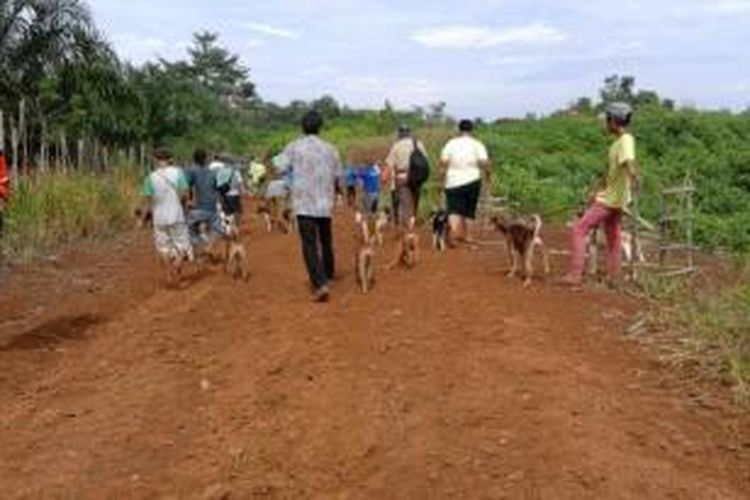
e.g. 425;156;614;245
0;215;748;499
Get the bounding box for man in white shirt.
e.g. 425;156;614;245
140;148;193;284
440;119;491;246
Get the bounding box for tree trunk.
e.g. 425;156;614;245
102;146;109;171
139;142;146;171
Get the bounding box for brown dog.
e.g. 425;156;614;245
391;224;420;270
134;207;153;229
491;214;550;287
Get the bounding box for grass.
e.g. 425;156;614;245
1;167;141;260
642;258;750;403
677;261;750;402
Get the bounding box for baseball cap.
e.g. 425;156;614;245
604;102;633;122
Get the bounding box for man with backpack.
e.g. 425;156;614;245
385;124;429;226
212;153;245;222
140;148;193;283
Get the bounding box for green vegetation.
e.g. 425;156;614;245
1;168;140;259
479;106;750;252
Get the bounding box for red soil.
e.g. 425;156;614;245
0;212;748;499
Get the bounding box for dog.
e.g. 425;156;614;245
491;214;550;287
586;228;646;275
220;213;250;281
134;207;153;229
374;209;389;247
431;209;449;252
355;216;376;293
257;197;292;234
390;218;420;269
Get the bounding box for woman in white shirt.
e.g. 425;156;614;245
440;119;490;246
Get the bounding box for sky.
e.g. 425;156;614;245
89;0;750;119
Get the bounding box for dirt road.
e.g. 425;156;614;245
0;214;748;499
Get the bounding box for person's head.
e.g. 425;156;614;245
302;110;324;135
397;124;412;139
193;148;208;167
458;119;474;134
604;102;633;135
153;147;173;167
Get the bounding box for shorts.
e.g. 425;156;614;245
361;192;379;215
221;195;242;216
187;209;224;245
446;180;481;219
153;223;193;262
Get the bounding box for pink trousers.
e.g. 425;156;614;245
569;203;622;280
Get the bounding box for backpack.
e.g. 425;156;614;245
408;138;430;190
215;166;237;196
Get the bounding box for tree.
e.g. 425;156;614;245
635;90;661;108
600;75;636;105
310;95;341;120
187;31;255;106
572;97;593;114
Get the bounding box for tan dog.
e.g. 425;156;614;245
374;209;389;247
220;213;250;281
257;198;293;234
355;216;376;293
491;214;550;287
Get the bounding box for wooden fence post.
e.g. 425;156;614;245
10;117;19;190
77;138;84;171
40;117;49;173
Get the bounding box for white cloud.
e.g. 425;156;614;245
412;23;568;49
111;35;184;63
245;22;301;40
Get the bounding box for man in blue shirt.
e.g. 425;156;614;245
358;163;381;216
186;149;222;246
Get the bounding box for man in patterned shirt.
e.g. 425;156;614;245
278;111;343;302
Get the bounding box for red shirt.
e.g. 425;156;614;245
0;152;10;200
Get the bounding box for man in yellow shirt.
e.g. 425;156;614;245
564;102;640;288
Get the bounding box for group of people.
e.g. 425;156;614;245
141;101;639;300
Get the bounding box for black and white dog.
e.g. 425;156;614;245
432;209;449;252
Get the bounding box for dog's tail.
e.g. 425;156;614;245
530;214;543;240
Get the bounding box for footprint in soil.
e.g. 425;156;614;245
0;314;103;351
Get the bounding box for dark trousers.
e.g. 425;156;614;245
391;189;400;225
297;216;335;290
